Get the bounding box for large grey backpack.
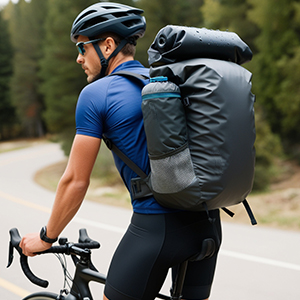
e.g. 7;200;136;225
104;26;256;224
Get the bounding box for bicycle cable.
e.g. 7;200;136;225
54;253;73;295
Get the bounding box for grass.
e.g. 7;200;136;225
224;170;300;231
34;145;131;209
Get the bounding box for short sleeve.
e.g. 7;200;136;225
75;84;105;139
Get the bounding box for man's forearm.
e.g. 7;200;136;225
45;176;89;239
42;135;100;239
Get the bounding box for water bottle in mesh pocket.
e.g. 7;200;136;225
141;77;202;209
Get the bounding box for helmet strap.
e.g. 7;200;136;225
92;43;108;78
92;38;129;78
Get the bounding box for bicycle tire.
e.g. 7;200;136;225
22;292;58;300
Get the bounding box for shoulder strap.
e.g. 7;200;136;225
103;71;149;179
110;70;149;81
102;135;148;179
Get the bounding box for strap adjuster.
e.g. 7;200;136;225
102;135;112;150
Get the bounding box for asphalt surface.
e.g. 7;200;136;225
0;142;299;299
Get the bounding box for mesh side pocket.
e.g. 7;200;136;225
150;146;196;194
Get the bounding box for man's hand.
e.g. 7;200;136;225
20;233;52;257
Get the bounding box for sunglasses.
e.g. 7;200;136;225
76;38;106;55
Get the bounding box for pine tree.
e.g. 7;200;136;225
9;0;48;137
0;10;15;140
248;0;300;141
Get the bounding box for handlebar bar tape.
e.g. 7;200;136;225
20;254;49;288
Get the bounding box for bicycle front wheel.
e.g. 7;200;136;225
22;292;58;300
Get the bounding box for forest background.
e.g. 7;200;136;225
0;0;300;193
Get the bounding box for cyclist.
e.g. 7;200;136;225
20;2;222;300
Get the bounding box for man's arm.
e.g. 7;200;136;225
20;134;101;256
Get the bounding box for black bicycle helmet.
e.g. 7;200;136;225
71;2;146;78
70;2;146;42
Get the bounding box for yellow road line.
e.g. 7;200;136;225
0;190;51;214
0;277;29;298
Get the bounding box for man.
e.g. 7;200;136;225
20;3;221;300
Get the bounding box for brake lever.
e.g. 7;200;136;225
7;228;23;268
7;241;14;268
7;228;49;288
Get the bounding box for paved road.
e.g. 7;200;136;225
1;142;300;299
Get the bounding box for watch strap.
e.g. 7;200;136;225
40;226;58;244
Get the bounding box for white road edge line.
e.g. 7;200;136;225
221;249;300;271
74;217;126;234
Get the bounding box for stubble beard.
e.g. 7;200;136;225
87;72;100;83
89;70;107;83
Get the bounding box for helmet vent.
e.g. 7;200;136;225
102;6;121;10
82;16;109;30
112;12;131;18
122;19;139;28
75;10;97;24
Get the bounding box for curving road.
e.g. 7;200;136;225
0;142;300;299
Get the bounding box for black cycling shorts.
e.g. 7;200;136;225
104;210;221;300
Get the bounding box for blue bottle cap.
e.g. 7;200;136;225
150;76;168;83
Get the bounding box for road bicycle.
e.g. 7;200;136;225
7;228;215;300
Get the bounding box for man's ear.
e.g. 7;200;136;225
102;37;116;56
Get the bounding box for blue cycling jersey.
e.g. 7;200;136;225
76;60;176;214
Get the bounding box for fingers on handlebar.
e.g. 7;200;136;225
8;228;49;288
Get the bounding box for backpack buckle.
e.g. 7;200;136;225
131;177;153;200
182;97;190;107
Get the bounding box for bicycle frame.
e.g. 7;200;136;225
66;261;106;300
65;256;170;300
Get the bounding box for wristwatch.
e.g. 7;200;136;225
40;226;58;244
